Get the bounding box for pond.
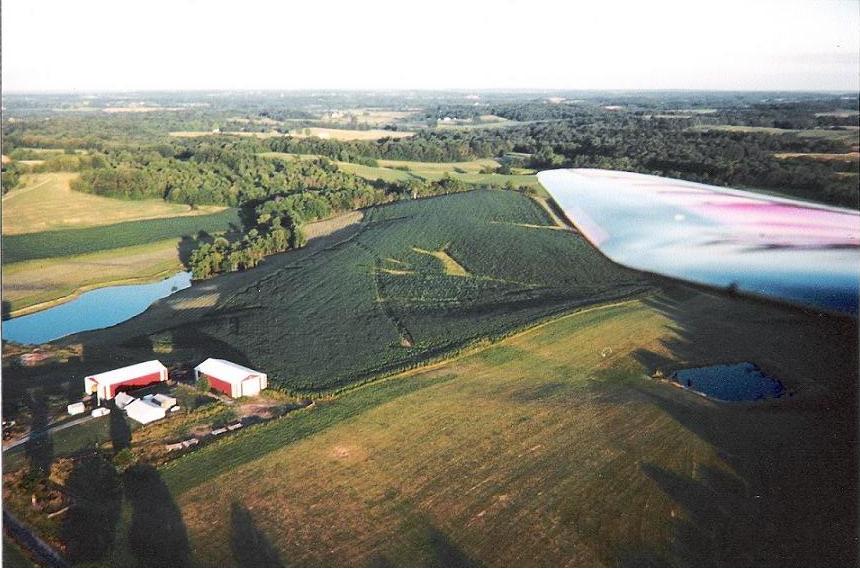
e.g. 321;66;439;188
538;169;860;315
670;362;786;401
2;272;191;345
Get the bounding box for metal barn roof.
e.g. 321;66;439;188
194;358;266;385
86;360;167;386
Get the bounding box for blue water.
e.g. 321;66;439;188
671;362;786;401
2;272;191;345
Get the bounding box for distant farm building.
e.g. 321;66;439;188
194;358;268;398
84;360;168;402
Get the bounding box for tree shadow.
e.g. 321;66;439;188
177;235;198;266
124;464;191;567
61;453;122;564
230;502;282;567
382;503;482;567
24;391;53;480
108;401;131;454
627;285;859;566
2;299;11;320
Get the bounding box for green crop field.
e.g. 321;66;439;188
136;190;648;394
102;289;855;567
2;209;241;264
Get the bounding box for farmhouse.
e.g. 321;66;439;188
84;360;168;402
194;358;267;398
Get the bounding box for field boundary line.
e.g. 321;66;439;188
324;292;655;401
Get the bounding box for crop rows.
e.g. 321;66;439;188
165;190;650;394
2;209;242;263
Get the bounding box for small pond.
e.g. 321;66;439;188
2;271;191;345
670;362;786;401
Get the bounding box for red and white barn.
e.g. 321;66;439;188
194;358;267;398
84;360;168;402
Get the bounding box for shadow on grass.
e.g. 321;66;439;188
61;453;122;564
372;502;481;567
108;401;131;454
230;502;282;567
24;392;53;480
124;464;191;567
627;285;859;566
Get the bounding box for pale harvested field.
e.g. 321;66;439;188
2;239;183;315
691;124;860;143
773;151;860;162
289;127;415;140
1;173;225;235
377;158;500;173
302;210;365;240
325;109;417;125
102;107;183;113
168;131;285;138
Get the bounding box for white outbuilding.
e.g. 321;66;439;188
124;398;167;425
84;360;168;402
194;358;268;398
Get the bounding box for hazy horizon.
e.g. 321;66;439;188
3;0;859;93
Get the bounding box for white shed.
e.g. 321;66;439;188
194;358;268;398
125;398;166;425
114;392;136;410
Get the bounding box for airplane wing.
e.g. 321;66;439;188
537;168;860;316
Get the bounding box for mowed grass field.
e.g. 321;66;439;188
132;190;648;393
260;152;543;189
103;289;856;567
690;124;860;144
2;239;183;315
1;173;225;235
2;209;240;264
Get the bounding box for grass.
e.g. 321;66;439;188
2;208;240;264
259;152;542;189
113;287;856;567
336;162;414;182
3;536;36;568
1;172;225;236
376;158;501;173
2;416;117;471
690;124;860;143
2;239;184;315
142;190;647;394
773;151;860;162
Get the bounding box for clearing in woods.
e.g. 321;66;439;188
137;290;857;567
1;172;225;235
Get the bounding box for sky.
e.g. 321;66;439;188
2;0;859;92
